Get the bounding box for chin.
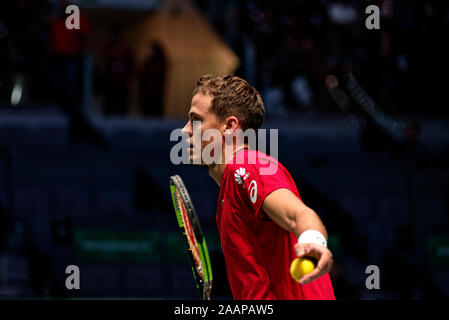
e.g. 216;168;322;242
189;154;204;165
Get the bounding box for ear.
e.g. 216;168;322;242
224;116;239;134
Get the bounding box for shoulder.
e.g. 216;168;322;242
229;150;279;167
226;150;284;184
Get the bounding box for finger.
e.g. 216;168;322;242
295;244;305;257
295;245;303;257
307;244;331;261
303;244;312;255
299;261;325;284
299;252;332;284
299;243;314;257
295;243;310;257
299;262;328;285
300;257;333;284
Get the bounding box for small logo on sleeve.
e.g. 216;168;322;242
234;167;250;185
249;180;257;203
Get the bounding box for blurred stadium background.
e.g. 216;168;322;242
0;0;448;299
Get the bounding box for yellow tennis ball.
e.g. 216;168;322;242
290;257;316;282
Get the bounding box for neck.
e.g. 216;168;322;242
208;144;248;185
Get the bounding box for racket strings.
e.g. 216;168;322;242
176;192;205;281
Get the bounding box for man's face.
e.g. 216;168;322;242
182;93;224;164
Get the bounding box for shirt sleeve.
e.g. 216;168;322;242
232;158;297;220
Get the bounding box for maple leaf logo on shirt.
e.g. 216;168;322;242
234;167;250;185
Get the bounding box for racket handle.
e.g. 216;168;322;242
290;257;316;282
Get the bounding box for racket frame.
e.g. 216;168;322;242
170;175;213;300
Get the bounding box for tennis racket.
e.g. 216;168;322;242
169;175;213;300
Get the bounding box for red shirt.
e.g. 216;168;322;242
216;150;335;300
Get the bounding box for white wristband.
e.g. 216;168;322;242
297;230;327;247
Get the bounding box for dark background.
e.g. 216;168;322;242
0;0;448;299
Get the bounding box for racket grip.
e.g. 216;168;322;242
290;257;316;282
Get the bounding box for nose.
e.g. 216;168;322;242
181;120;192;138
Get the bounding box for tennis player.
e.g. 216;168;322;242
181;75;335;300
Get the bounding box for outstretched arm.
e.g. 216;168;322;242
262;188;333;284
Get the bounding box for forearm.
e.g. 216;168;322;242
292;207;328;241
262;188;328;241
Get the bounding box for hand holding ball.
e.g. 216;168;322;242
290;257;316;282
292;230;327;283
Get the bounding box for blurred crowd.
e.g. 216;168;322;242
1;0;449;120
0;0;448;153
0;0;167;119
203;0;449;119
97;28;167;118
